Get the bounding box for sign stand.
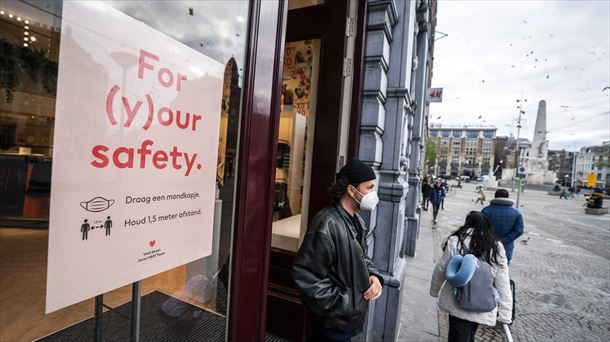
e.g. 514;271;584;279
94;281;142;342
131;282;141;342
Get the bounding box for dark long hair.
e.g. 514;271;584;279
443;211;501;265
328;175;356;203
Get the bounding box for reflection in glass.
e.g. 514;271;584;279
0;1;248;341
272;39;320;252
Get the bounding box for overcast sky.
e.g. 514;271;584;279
431;0;610;151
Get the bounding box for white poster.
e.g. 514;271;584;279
46;1;224;313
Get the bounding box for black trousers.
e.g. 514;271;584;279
432;203;440;219
448;316;479;342
308;327;356;342
422;196;430;210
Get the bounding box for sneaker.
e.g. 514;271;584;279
433;219;437;224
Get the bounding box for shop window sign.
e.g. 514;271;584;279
46;2;224;313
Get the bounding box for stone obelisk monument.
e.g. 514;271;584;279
525;100;556;184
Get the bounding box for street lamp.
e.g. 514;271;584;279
512;97;527;193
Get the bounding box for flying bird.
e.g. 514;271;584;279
437;116;442;120
477;115;482;119
546;74;550;79
523;20;528;24
603;87;610;91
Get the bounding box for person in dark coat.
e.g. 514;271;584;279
430;179;446;223
481;189;524;263
421;176;432;211
292;159;384;342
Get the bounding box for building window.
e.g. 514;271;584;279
452;130;461;137
453;140;461;146
483;130;494;138
453;147;460;154
442;130;451;138
466;131;479;138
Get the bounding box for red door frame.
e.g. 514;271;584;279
228;0;368;340
227;0;288;341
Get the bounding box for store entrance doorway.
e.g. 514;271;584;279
265;1;358;341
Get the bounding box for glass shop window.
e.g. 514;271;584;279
0;1;249;341
271;39;321;252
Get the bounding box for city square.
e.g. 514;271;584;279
402;181;609;341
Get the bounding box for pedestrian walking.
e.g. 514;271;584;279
442;180;449;210
292;159;384;342
481;189;524;263
474;187;486;205
430;211;513;342
559;187;570;200
422;176;432;211
430;179;446;224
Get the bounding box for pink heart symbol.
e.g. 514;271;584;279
149;240;156;247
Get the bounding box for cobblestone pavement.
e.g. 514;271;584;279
427;183;610;342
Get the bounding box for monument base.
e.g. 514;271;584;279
585;207;608;215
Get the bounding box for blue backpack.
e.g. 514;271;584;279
445;237;499;312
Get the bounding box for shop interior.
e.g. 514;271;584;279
271;39;320;252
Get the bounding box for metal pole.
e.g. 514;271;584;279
95;295;103;342
516;177;522;208
512;96;525;192
131;281;141;342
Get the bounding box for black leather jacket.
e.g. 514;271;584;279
292;203;383;332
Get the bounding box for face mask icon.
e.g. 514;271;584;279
80;196;115;212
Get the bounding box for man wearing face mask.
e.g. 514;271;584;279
292;159;384;342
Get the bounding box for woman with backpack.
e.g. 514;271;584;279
429;211;512;342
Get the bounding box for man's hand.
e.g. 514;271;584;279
364;275;382;300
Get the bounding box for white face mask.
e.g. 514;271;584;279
351;186;379;211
